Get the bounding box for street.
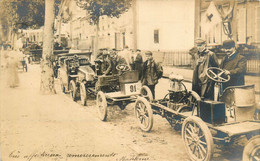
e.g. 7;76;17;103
0;60;248;161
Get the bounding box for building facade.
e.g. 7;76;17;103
57;0;195;56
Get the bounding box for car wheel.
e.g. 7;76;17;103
243;135;260;161
140;85;153;102
69;80;77;101
80;83;87;106
182;116;214;161
96;91;107;121
134;97;153;132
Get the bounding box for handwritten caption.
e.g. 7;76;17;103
9;150;118;161
9;150;150;161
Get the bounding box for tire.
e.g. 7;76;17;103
134;97;153;132
80;83;87;106
69;80;77;101
243;135;260;161
182;116;214;161
96;91;107;121
140;85;153;102
59;77;65;93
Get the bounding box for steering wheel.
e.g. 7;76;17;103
206;67;230;83
116;64;130;72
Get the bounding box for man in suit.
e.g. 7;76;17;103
141;51;163;99
192;38;219;100
220;40;246;91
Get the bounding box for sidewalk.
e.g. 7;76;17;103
163;66;260;94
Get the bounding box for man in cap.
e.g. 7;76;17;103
141;51;163;99
192;38;219;100
220;40;246;91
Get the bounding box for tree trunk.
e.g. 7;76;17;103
40;0;56;94
93;19;100;60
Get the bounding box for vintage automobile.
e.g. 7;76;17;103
58;54;93;100
74;52;153;120
134;67;260;161
94;63;153;121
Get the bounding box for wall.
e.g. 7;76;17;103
136;0;195;51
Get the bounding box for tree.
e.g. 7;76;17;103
40;0;56;94
0;0;45;44
0;0;60;44
75;0;132;57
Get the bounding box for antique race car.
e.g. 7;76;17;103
75;57;153;120
95;64;153;121
134;67;259;161
58;54;93;100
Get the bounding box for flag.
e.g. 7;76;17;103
201;1;222;34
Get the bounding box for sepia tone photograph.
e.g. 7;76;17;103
0;0;260;160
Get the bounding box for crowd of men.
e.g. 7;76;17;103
94;46;163;99
94;38;246;100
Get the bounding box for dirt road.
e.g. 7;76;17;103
0;53;246;161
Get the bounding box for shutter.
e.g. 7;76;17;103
237;7;247;44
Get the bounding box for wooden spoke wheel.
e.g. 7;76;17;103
80;82;87;106
59;77;65;93
182;116;214;161
243;135;260;161
140;85;153;102
69;80;77;101
134;97;153;132
96;91;108;121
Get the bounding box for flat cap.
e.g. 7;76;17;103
145;51;153;55
223;40;235;49
195;38;206;45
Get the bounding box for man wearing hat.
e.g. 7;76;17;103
220;40;246;91
192;38;219;100
141;51;163;99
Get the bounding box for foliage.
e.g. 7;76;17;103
0;0;61;30
75;0;132;25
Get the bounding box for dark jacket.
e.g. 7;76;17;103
192;50;219;100
134;53;143;79
141;59;163;85
220;51;246;90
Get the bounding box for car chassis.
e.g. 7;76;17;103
134;67;260;161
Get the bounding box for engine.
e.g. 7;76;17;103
168;73;186;103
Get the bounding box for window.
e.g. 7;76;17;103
154;29;159;44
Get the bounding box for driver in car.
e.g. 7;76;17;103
192;38;219;100
220;40;246;91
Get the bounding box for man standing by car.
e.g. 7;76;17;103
192;38;219;100
133;49;143;79
220;40;246;91
141;51;163;99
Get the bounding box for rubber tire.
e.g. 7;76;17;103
69;80;77;101
182;116;214;161
134;96;153;132
80;83;87;106
59;77;65;93
243;135;260;161
96;91;107;121
140;85;153;102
